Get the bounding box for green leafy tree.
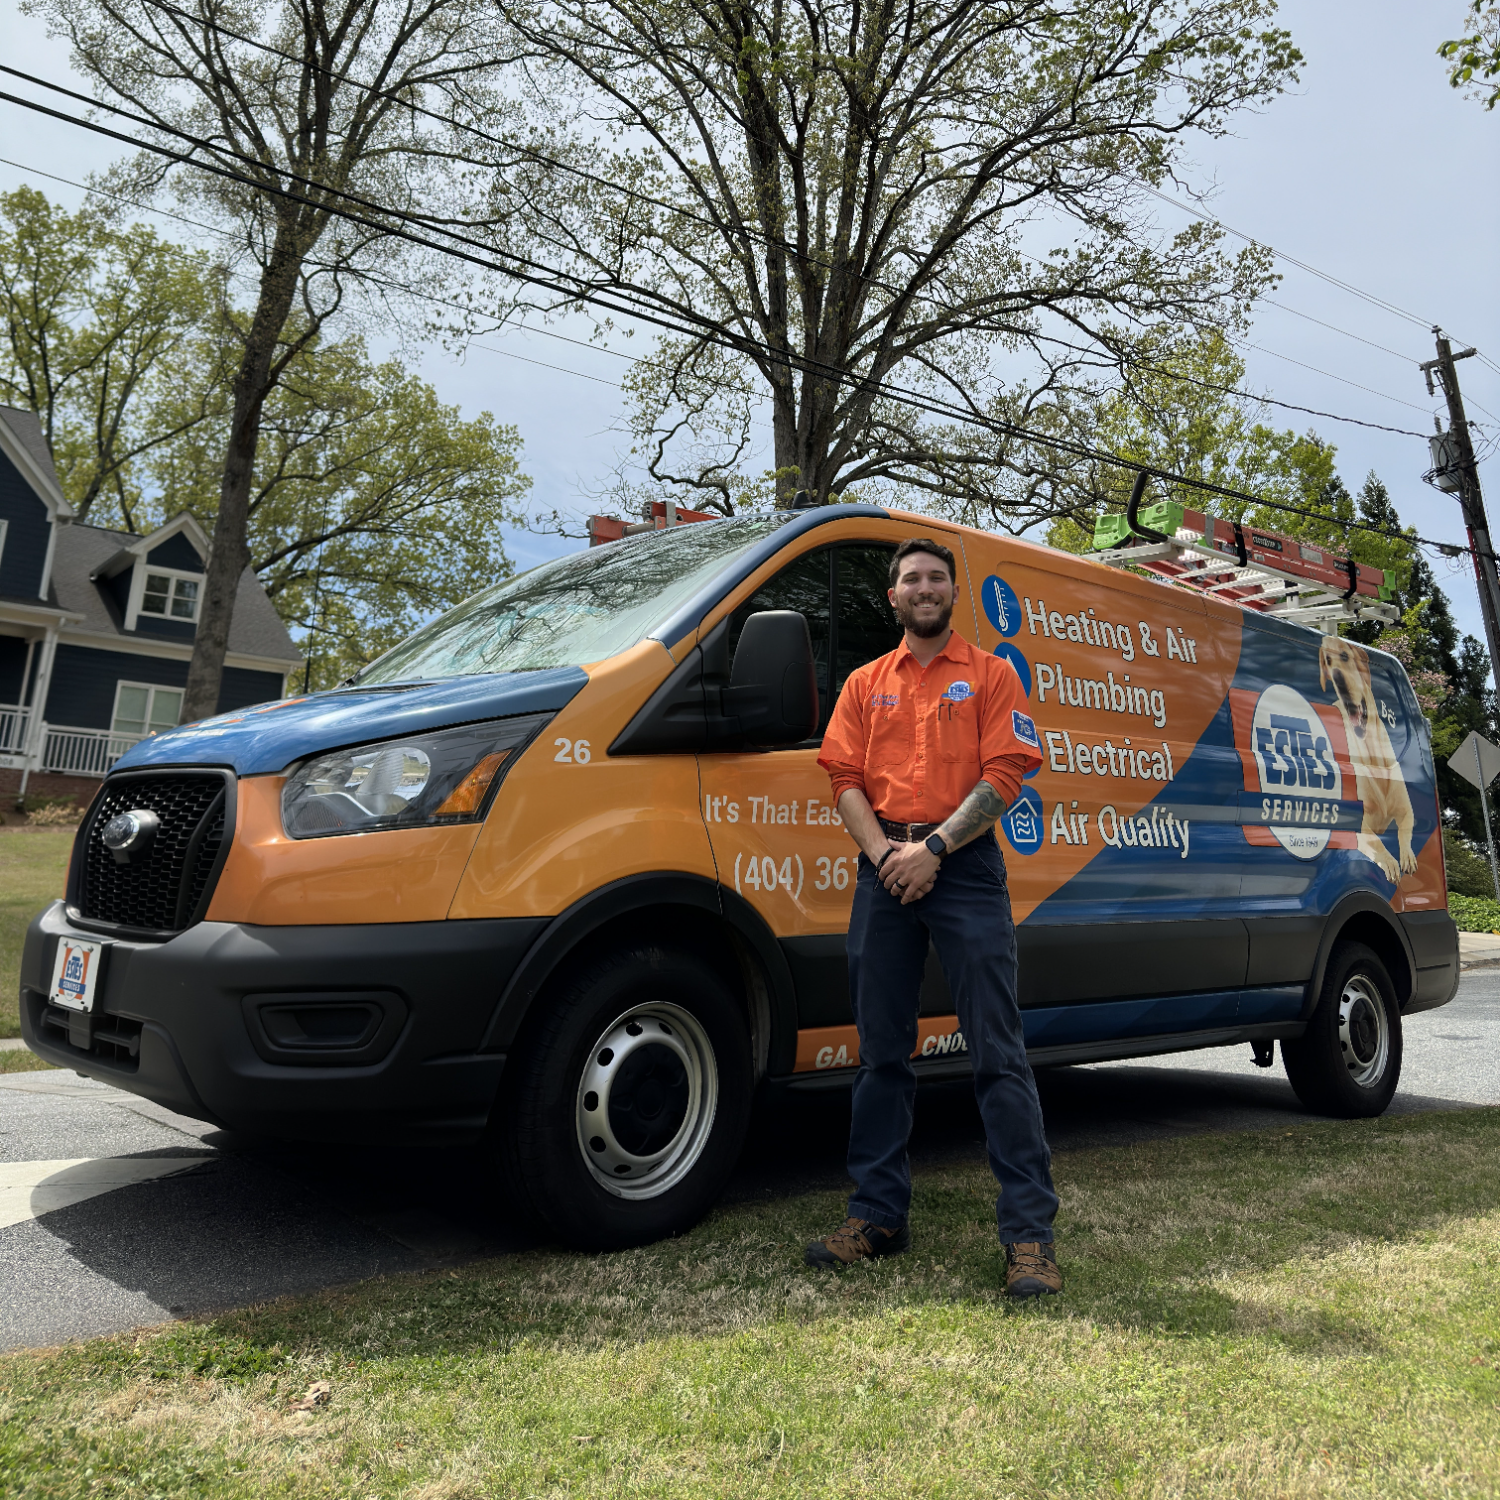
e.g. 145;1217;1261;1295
1042;334;1339;551
29;0;511;719
0;185;226;523
485;0;1299;520
2;186;529;688
1440;0;1500;109
143;336;529;689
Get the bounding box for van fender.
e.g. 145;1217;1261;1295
478;872;799;1079
1304;891;1417;1017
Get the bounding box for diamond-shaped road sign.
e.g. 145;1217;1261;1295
1449;730;1500;792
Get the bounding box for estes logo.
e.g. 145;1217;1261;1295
1250;685;1342;859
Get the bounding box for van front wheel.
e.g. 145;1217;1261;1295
503;945;752;1249
1281;941;1402;1117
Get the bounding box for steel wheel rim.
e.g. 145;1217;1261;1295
575;1002;719;1200
1338;975;1389;1088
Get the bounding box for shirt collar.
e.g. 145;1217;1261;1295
895;630;973;670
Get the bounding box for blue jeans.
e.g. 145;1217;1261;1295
845;835;1058;1243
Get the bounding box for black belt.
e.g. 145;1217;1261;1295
879;817;943;843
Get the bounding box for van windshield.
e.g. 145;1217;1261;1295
351;514;790;684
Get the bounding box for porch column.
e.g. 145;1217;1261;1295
19;626;60;797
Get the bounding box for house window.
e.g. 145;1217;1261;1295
140;571;200;621
112;682;184;738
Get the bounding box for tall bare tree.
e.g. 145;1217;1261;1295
486;0;1300;521
27;0;509;719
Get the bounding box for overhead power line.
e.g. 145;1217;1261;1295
0;147;1439;449
1139;182;1441;333
57;0;1460;426
0;77;1473;561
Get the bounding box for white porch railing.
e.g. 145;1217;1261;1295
37;723;144;777
0;703;30;756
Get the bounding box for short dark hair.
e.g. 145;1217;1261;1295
889;536;956;588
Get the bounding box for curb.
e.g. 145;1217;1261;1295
0;1038;31;1052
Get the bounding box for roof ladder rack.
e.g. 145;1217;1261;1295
1091;495;1400;634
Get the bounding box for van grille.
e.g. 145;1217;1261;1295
78;772;232;934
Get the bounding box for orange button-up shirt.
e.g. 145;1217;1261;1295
818;631;1042;823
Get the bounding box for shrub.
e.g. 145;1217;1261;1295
1449;893;1500;932
21;795;82;827
1444;828;1497;898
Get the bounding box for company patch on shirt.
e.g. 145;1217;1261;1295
940;680;973;703
870;691;900;708
1011;709;1040;748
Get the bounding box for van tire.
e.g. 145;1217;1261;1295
1281;941;1402;1117
501;943;752;1250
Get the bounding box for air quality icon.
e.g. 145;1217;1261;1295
1002;786;1044;855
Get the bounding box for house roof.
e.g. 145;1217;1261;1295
0;405;73;516
89;511;215;581
0;406;58;480
53;522;301;665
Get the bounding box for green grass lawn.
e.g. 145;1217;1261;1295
2;1108;1498;1498
0;826;73;1060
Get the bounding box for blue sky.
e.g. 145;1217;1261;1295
2;1;1497;642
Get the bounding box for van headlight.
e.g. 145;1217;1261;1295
281;714;551;839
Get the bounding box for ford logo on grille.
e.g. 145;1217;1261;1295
101;809;160;863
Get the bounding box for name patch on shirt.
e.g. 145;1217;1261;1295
940;680;973;703
1012;709;1040;749
870;692;900;708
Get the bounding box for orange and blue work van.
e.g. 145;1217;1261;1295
22;504;1459;1246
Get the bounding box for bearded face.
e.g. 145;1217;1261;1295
889;552;956;638
893;590;954;638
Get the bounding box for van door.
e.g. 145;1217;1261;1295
697;540;903;1035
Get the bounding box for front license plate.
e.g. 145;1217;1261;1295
49;937;104;1013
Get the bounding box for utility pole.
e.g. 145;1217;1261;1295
1421;330;1500;678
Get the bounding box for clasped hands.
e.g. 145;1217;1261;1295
877;839;941;905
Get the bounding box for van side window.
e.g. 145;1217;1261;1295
835;545;901;698
725;541;900;742
727;548;834;732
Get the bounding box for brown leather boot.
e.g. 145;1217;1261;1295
804;1216;911;1268
1004;1241;1062;1298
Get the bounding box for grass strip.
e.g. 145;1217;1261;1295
0;1048;54;1073
2;1108;1498;1498
0;827;73;1039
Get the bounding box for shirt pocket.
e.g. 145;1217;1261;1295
937;701;981;763
868;709;911;766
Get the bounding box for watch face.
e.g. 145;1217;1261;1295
926;833;946;856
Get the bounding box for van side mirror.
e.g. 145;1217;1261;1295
606;610;817;755
724;611;818;746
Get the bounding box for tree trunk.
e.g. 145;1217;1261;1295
180;238;302;723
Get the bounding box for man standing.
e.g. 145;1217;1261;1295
805;537;1061;1298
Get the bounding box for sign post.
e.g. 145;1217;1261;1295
1448;730;1500;901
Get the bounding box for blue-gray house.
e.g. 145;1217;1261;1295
0;405;301;799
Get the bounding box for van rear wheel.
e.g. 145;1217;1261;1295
1281;941;1402;1117
502;944;752;1250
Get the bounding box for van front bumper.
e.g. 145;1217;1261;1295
19;901;547;1143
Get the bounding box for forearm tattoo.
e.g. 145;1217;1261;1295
939;779;1006;852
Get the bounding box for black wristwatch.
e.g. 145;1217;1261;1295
925;832;948;858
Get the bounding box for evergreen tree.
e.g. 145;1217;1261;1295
1346;472;1496;844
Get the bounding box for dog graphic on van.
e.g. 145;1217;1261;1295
1318;636;1417;882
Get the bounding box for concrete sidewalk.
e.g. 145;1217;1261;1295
1460;930;1500;970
